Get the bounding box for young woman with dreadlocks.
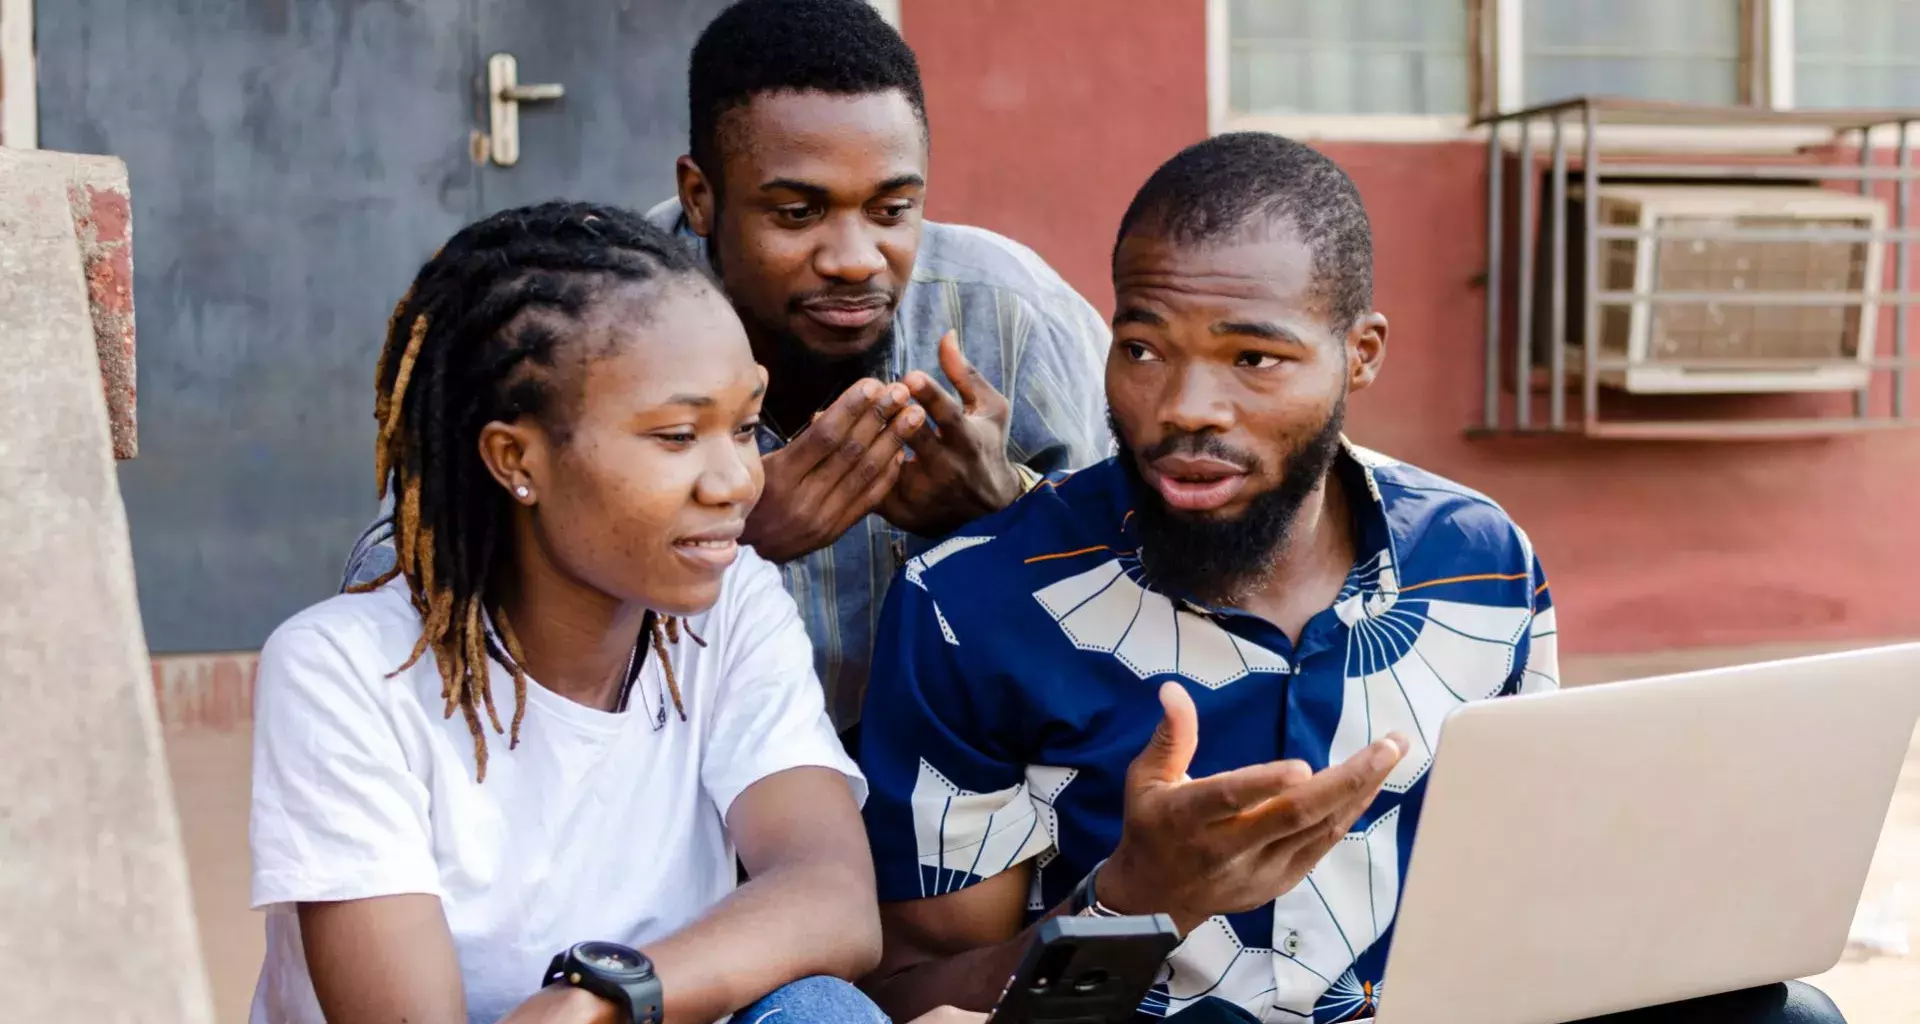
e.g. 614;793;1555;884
246;203;955;1024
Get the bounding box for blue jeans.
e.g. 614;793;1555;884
736;976;891;1024
1163;980;1845;1024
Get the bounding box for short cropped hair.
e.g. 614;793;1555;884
688;0;927;176
1116;132;1373;329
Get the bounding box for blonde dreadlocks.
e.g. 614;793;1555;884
350;201;711;781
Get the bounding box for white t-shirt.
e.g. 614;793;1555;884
247;551;863;1024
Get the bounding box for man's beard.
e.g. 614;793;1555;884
755;316;895;385
1114;395;1347;606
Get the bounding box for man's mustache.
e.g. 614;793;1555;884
788;286;893;312
1135;431;1262;474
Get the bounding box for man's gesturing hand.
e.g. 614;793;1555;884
877;331;1024;538
1096;682;1407;935
742;378;923;564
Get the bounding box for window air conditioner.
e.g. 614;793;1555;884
1562;185;1887;395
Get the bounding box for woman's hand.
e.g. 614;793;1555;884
637;767;882;1024
301;894;617;1024
908;1007;989;1024
499;985;620;1024
299;894;469;1024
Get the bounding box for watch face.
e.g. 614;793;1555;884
576;942;648;976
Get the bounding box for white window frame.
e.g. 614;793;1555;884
1768;0;1797;109
1206;0;1877;148
1;0;35;149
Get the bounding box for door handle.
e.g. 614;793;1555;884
487;53;565;167
500;83;565;103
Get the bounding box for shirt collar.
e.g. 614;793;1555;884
645;196;710;260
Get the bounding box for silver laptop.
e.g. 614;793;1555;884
1377;644;1920;1024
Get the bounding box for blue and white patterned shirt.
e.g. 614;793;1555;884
856;444;1558;1023
342;202;1110;728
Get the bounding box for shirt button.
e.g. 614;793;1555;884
1281;931;1303;956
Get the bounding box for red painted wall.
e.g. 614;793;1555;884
904;2;1920;655
902;0;1210;312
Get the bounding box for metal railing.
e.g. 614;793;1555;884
1473;96;1920;440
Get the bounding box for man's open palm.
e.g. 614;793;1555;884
1097;682;1407;934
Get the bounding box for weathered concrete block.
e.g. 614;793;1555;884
0;149;211;1022
1;147;137;459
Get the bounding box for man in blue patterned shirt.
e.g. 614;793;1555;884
343;0;1108;729
857;134;1556;1024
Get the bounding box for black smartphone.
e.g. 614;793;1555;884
987;915;1181;1024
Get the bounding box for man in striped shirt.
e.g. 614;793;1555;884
342;0;1108;731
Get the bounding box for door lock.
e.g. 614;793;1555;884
487;53;565;167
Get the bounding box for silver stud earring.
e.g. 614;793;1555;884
515;485;530;499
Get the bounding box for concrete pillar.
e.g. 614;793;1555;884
0;147;212;1023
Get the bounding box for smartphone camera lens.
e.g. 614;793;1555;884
1071;969;1109;993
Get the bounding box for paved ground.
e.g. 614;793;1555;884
1803;721;1920;1023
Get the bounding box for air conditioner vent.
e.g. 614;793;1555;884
1575;185;1887;394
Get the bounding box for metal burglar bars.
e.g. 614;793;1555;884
1473;96;1920;440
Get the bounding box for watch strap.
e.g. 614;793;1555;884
1064;858;1124;918
622;974;664;1024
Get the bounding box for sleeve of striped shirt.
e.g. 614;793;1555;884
857;567;1053;902
338;490;398;593
1003;289;1111;476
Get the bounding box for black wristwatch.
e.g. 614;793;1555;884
543;941;664;1024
